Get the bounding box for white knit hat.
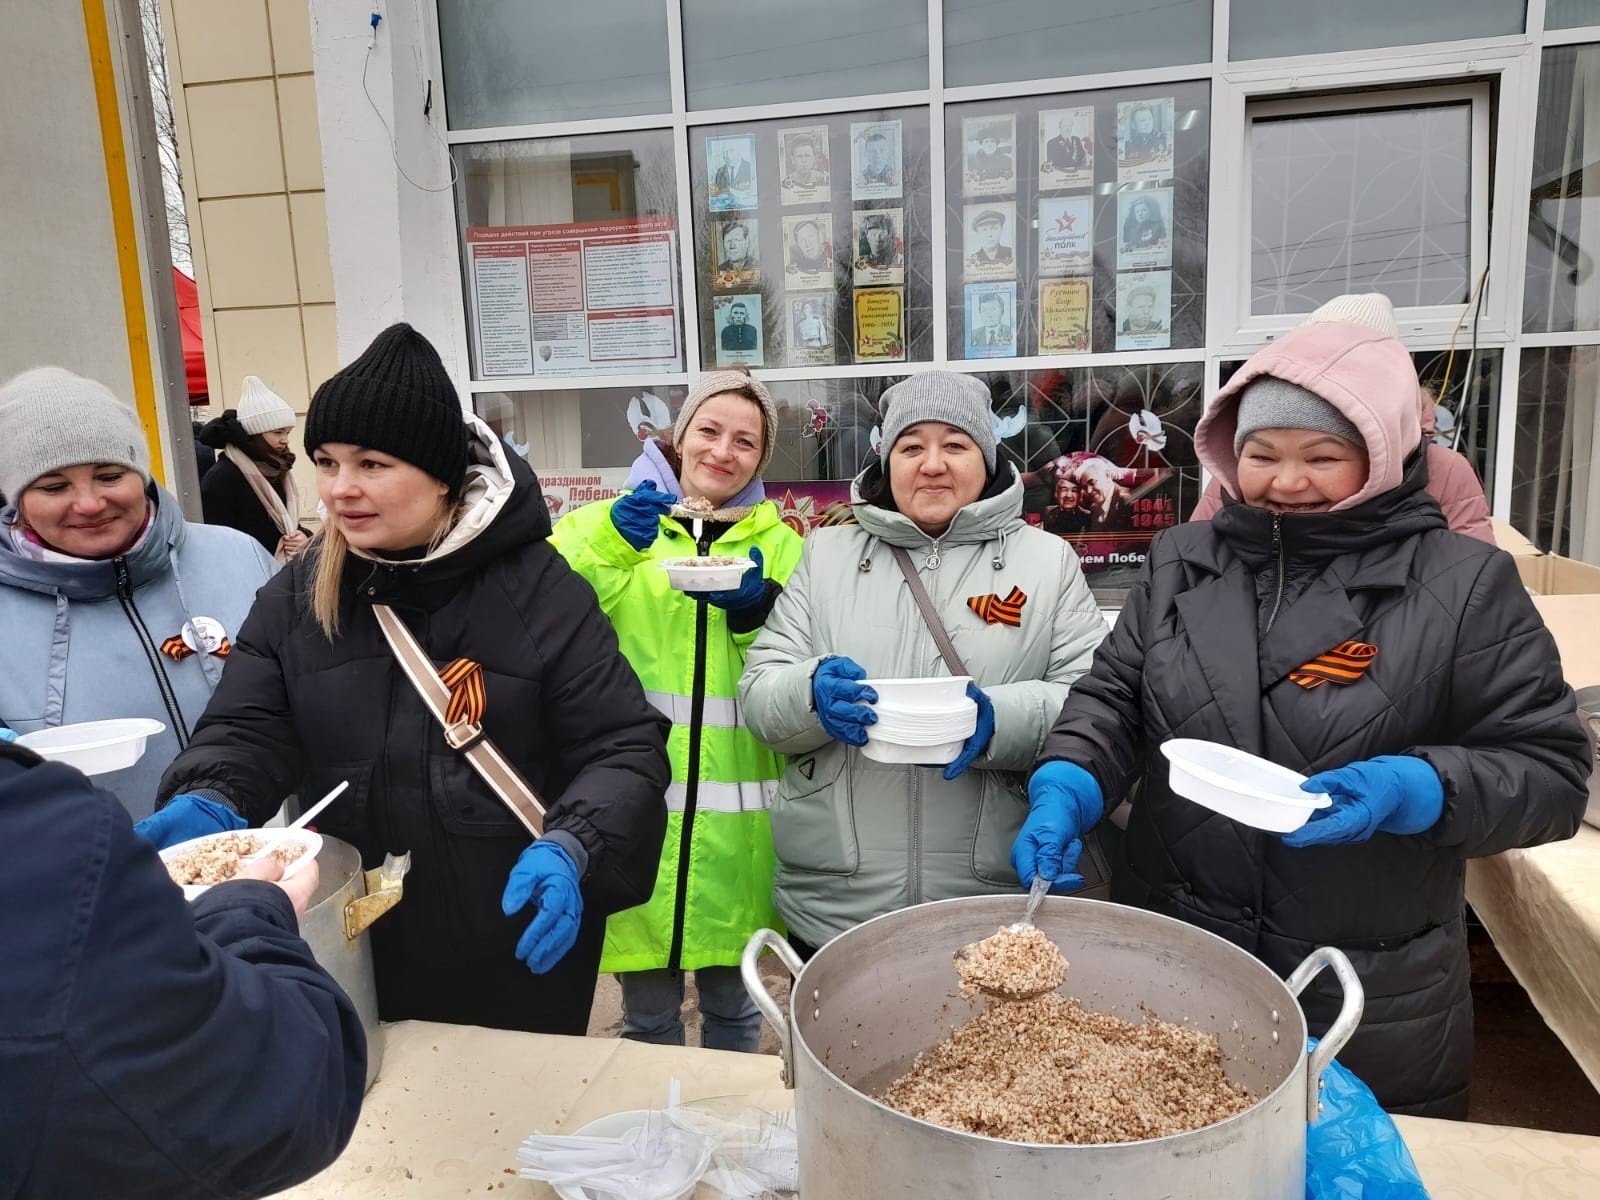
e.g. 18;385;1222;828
236;376;296;435
1303;293;1401;338
0;367;150;502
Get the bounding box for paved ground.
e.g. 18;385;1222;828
586;930;1600;1133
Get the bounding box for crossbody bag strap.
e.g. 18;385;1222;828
890;546;970;678
372;604;546;838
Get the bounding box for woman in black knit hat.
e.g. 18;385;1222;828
140;323;671;1033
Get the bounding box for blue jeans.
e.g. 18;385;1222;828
618;966;762;1054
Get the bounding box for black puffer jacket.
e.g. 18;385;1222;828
1042;447;1590;1117
160;433;670;1033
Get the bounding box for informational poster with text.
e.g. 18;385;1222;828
467;218;682;380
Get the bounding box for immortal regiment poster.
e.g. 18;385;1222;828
852;208;905;286
1116;188;1173;270
1038;106;1095;191
778;125;831;205
782;213;834;288
787;295;835;366
1038;279;1092;353
964;282;1018;358
851;120;903;200
707;134;759;210
1117;97;1175;184
714;294;764;367
854;288;906;361
1027;453;1178;574
1115;270;1172;351
961;114;1018;198
963;202;1016;282
466;218;681;379
712;217;761;288
1038;196;1093;276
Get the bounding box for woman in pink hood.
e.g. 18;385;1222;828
1010;315;1589;1117
1190;296;1493;541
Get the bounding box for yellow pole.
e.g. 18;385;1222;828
80;0;165;484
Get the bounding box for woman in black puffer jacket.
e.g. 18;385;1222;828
198;376;311;562
1013;295;1590;1118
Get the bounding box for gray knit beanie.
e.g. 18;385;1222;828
1233;376;1364;456
0;367;151;503
878;371;997;471
673;369;779;475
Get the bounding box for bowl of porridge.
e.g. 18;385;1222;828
159;828;322;900
660;555;755;592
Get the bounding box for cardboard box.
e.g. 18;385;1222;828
1493;518;1543;560
1492;520;1600;687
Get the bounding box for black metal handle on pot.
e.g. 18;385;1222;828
1287;946;1365;1124
741;928;805;1088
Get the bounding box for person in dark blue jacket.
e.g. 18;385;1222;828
0;739;366;1198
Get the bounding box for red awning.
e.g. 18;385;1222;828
173;268;208;403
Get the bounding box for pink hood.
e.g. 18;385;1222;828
1195;322;1422;512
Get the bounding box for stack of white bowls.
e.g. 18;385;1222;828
860;676;977;764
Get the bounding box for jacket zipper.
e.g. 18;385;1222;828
1264;514;1286;635
910;769;923;904
114;558;190;747
667;527;713;973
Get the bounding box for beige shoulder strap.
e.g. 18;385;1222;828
890;547;970;677
372;604;545;838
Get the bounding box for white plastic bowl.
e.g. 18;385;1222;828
869;703;979;744
862;676;972;710
1160;738;1332;833
159;828;323;901
861;736;966;766
551;1109;710;1200
660;556;754;593
17;717;166;776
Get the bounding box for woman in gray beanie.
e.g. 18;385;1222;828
549;366;804;1053
740;370;1106;954
0;367;277;818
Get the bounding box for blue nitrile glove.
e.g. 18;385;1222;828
609;480;676;551
0;726;16;743
942;682;996;781
1011;761;1104;894
133;793;248;849
1282;755;1445;849
502;840;583;975
704;546;766;612
811;656;878;747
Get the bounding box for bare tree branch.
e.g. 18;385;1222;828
140;0;190;270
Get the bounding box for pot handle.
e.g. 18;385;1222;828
344;851;411;940
1286;945;1365;1124
741;928;804;1089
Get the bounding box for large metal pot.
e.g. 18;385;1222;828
297;836;409;1092
743;896;1362;1199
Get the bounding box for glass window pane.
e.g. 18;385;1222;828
1251;102;1473;316
1526;46;1600;334
944;0;1212;89
681;0;928;111
1514;348;1600;562
688;108;934;367
438;1;670;128
1230;0;1523;60
1549;2;1600;29
452;131;684;381
945;82;1210;359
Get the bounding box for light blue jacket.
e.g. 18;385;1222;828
0;490;276;818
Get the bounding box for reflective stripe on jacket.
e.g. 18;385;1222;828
552;496;804;972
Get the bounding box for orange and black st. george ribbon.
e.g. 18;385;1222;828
439;658;487;725
967;586;1027;628
160;636;231;661
1289;640;1378;690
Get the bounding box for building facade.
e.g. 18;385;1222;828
193;2;1600;593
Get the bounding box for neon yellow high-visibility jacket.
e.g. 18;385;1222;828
551;496;804;973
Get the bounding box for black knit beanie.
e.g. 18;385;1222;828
304;323;469;491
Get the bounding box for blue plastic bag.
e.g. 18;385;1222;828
1305;1038;1430;1199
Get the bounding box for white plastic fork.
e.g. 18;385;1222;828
242;780;348;862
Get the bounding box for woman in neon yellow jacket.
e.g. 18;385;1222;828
551;368;802;1052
